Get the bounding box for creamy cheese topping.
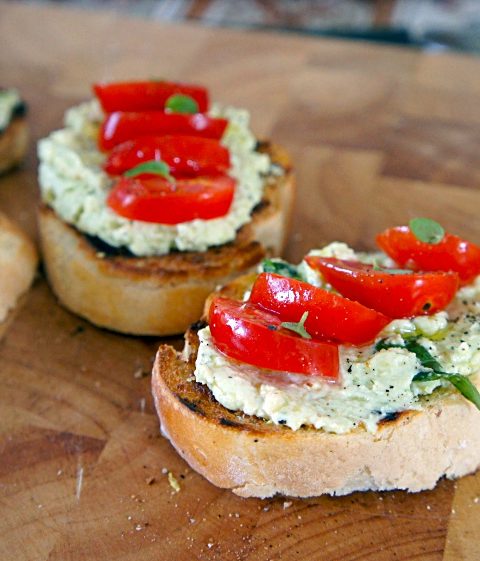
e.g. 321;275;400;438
38;100;270;256
194;243;480;434
0;89;21;131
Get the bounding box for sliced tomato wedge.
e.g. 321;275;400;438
249;273;390;345
103;135;230;177
99;111;228;151
306;257;459;319
93;81;209;113
107;175;235;224
377;226;480;285
209;297;339;379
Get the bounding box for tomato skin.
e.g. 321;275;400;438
103;135;230;177
249;273;390;345
209;297;339;380
93;81;209;113
377;226;480;285
99;111;228;151
306;257;459;319
107;175;235;224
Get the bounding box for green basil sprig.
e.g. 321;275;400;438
261;259;301;280
376;338;480;410
165;94;199;114
409;217;445;245
124;160;174;182
280;311;311;339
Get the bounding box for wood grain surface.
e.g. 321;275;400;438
1;3;480;560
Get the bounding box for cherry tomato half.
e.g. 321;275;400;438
377;226;480;285
306;257;459;319
209;297;339;380
99;111;228;151
107;175;235;224
249;273;390;345
103;135;230;178
93;81;209;113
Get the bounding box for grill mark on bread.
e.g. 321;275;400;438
177;396;205;416
378;410;413;427
219;417;242;428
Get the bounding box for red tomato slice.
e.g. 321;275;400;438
93;81;209;113
103;135;230;177
305;257;459;319
209;297;339;379
377;226;480;285
99;111;228;151
107;175;235;224
249;273;390;345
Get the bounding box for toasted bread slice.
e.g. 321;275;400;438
0;212;37;324
38;142;294;335
152;275;480;498
0;117;29;175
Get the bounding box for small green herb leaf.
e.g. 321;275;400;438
165;94;199;114
124;160;173;181
409;217;445;245
376;338;480;410
261;259;301;279
280;311;311;339
413;371;480;410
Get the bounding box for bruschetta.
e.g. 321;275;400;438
37;80;295;335
0;212;37;325
152;219;480;497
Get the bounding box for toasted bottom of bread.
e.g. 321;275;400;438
0;212;37;324
152;276;480;498
38;142;294;336
0;118;29;175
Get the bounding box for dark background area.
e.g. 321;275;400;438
11;0;480;53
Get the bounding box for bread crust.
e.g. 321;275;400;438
0;117;29;175
38;142;294;335
0;212;38;323
152;276;480;498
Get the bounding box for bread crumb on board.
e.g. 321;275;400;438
168;471;180;493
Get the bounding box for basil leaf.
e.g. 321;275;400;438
449;374;480;409
377;338;480;410
403;339;443;371
280;311;311;339
165;94;199;114
409;217;445;245
375;339;401;352
414;371;480;410
124;160;173;181
261;259;301;280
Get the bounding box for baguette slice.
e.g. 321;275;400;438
39;142;294;336
0;116;29;175
152;274;480;498
0;212;38;323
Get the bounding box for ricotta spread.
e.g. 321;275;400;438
38;100;271;256
0;89;21;131
194;243;480;434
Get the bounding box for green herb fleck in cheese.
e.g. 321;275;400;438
38;100;270;256
194;244;480;434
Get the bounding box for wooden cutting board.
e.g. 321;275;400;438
1;4;480;560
